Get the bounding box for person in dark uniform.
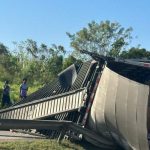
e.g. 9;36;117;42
2;80;11;107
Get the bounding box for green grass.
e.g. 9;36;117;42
10;83;41;103
0;81;41;106
0;139;85;150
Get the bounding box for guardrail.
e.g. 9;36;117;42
0;119;115;149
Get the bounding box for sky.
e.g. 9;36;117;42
0;0;150;53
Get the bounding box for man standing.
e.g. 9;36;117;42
2;80;11;107
20;78;28;99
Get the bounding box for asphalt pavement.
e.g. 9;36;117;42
0;130;45;141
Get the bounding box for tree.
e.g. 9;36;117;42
120;47;150;59
63;55;77;69
0;43;14;81
67;20;133;59
0;43;9;55
11;40;67;84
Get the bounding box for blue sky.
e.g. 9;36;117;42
0;0;150;53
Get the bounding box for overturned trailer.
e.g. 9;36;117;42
0;54;150;150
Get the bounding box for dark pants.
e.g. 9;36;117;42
2;94;11;107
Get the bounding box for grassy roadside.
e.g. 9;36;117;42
0;139;85;150
0;81;41;107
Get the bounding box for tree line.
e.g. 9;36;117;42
1;20;150;87
0;40;78;86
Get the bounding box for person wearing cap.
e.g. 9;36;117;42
20;78;28;99
1;80;11;107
